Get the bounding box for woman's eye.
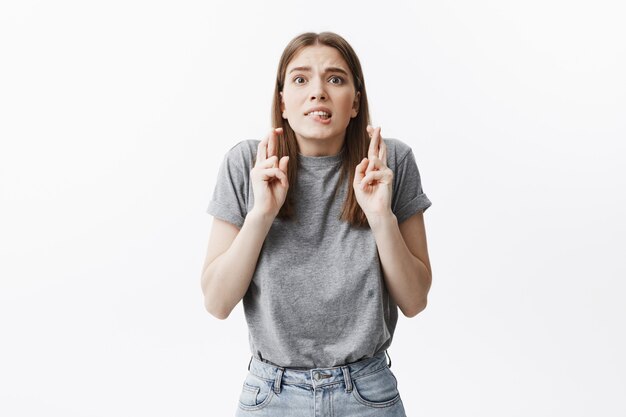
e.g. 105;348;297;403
329;76;344;84
294;76;306;84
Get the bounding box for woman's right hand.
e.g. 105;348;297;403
249;127;290;219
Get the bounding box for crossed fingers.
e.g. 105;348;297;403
256;127;282;168
365;125;388;174
356;125;392;191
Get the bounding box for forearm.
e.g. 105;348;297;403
201;210;274;319
369;212;432;317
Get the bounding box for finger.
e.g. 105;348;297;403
279;155;289;172
362;167;392;183
368;127;381;160
272;168;288;187
267;127;278;160
267;128;275;159
361;170;384;184
256;135;269;165
367;125;377;158
269;127;283;158
379;137;387;166
366;152;388;174
260;155;279;168
277;160;289;188
261;167;288;186
274;128;284;168
354;157;368;183
359;170;387;188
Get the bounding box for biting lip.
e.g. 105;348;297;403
304;106;332;116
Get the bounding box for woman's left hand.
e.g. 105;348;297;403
353;125;394;219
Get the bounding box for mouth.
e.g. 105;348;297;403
304;110;332;120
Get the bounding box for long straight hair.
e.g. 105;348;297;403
270;32;373;228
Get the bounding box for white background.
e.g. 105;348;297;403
1;1;624;416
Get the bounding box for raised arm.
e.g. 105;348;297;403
200;127;289;319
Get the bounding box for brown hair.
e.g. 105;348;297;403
270;31;372;228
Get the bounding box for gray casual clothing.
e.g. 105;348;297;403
207;138;432;369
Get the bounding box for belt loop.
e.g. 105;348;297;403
273;367;285;394
341;366;353;393
247;356;253;371
385;349;392;369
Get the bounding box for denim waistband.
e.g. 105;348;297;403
246;350;391;392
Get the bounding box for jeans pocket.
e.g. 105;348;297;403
238;373;275;411
351;366;401;408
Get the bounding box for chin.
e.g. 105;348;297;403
293;127;336;141
303;132;337;141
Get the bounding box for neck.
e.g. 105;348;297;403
296;133;345;157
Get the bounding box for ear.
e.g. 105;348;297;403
351;91;361;118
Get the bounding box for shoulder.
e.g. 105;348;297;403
382;138;414;169
222;139;259;168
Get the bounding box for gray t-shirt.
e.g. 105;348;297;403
207;138;432;369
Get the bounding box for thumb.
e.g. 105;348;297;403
354;158;367;183
279;156;290;185
279;155;289;172
278;156;290;188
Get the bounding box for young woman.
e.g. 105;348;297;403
201;31;432;416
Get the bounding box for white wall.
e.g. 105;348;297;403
1;0;624;416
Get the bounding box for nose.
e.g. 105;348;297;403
309;78;327;101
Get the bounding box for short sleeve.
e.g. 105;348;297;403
392;148;432;224
206;144;250;229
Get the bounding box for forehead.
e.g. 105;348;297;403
286;44;349;72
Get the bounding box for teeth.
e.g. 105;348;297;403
307;111;330;117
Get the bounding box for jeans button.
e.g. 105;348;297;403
314;372;321;381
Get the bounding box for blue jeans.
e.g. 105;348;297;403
235;350;407;416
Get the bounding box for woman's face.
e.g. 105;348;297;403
280;44;360;147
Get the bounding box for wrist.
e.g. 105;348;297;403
366;210;396;229
247;208;276;227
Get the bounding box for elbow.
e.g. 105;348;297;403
403;297;428;318
201;270;232;320
404;270;432;318
203;289;233;320
205;300;231;320
211;310;231;320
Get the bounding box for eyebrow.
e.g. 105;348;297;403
288;66;350;76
